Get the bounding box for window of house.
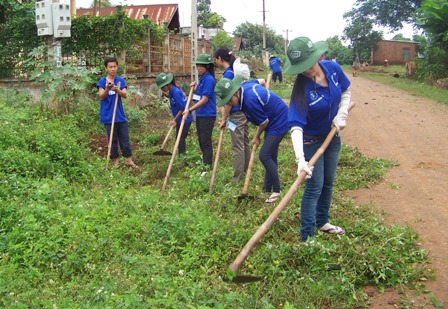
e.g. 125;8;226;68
403;48;411;62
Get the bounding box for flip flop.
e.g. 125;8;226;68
319;223;345;235
265;192;280;203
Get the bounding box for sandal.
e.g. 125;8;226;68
319;223;345;235
265;192;280;203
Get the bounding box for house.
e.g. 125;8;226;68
371;40;419;66
76;4;180;33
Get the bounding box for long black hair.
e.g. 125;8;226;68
290;74;308;115
214;46;236;68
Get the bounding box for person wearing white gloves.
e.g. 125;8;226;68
284;37;351;242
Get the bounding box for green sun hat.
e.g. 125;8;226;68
283;37;328;75
214;76;242;107
155;72;174;90
195;53;214;65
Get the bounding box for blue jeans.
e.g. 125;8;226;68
259;132;287;193
300;134;341;242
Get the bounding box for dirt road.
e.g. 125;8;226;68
343;75;448;307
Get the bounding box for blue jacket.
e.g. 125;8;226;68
288;60;351;136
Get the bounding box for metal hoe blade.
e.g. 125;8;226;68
223;274;262;284
153;149;172;156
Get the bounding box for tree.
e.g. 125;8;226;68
343;0;422;61
211;31;234;50
414;0;448;80
233;22;284;58
207;13;226;30
342;11;383;61
325;36;353;65
197;0;213;27
392;34;412;41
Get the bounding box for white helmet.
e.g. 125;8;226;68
233;57;250;81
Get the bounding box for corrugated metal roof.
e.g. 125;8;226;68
76;4;179;27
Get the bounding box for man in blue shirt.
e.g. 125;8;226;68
97;57;138;168
269;55;283;83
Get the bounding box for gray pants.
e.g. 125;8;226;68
229;111;250;182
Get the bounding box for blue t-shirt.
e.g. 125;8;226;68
240;81;289;136
169;85;194;124
194;71;216;117
97;76;127;124
222;67;234;79
269;58;282;74
222;67;241;114
288;60;351;136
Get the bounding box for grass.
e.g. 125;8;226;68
341;65;448;105
0;84;432;308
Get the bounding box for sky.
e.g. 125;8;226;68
74;0;416;43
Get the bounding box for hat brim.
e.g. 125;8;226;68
284;41;328;75
195;61;214;65
217;76;242;107
156;73;174;90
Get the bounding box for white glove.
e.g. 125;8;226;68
291;127;313;178
332;88;351;132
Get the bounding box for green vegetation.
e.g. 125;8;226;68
342;65;448;105
0;68;431;307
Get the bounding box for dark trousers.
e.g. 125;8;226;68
258;132;286;193
105;122;132;159
196;117;215;166
176;121;192;154
272;71;283;83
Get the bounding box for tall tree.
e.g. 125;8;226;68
343;0;422;59
233;22;284;57
207;13;226;29
197;0;213;27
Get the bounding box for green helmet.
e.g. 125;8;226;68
155;72;174;90
195;54;214;65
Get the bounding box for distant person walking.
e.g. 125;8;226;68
269;55;283;83
97;57;138;168
156;72;194;154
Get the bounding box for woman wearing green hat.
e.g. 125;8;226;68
284;36;351;242
155;72;194;154
183;54;216;168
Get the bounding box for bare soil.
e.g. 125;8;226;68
343;75;448;307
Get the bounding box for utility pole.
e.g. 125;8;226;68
261;0;267;66
191;0;198;82
283;29;292;56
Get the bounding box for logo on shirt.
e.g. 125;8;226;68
330;72;339;86
310;90;318;101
